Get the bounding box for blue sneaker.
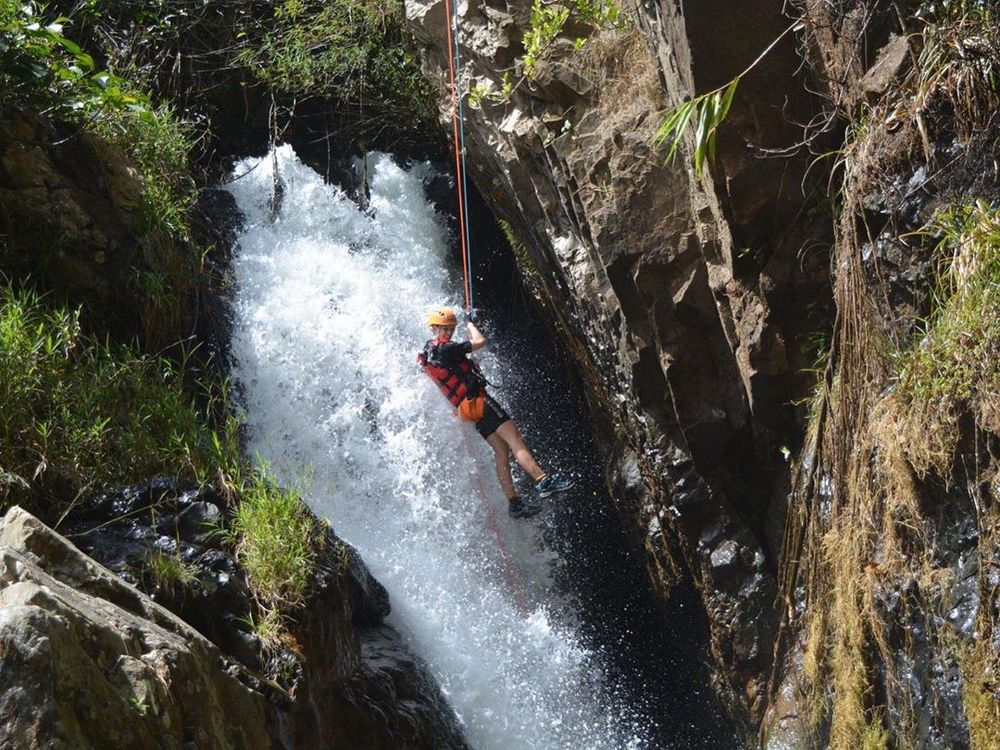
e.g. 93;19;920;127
534;474;573;497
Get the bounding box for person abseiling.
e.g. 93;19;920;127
418;306;573;518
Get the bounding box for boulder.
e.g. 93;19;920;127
0;505;277;749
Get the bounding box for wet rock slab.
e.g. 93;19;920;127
0;505;275;749
4;477;467;750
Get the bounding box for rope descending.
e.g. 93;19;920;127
442;0;474;311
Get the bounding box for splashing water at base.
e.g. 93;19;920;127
226;146;655;749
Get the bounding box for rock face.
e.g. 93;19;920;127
0;487;468;750
0;505;276;749
403;0;830;724
0;111;223;354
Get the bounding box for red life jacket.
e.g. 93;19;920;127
417;338;483;407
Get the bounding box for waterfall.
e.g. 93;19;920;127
225;145;654;749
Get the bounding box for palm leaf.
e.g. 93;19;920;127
654;75;741;177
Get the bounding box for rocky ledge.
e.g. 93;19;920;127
0;479;467;749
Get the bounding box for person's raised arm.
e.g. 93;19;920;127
467;320;487;351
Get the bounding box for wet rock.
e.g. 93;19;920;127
0;506;275;750
761;640;814;750
54;478;467;749
344;542;391;625
710;539;740;571
330;625;468;750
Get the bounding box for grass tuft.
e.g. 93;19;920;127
230;468;318;612
892;200;1000;474
0;286;239;517
92;104;199;239
914;1;1000;147
960;636;1000;750
146;548;198;595
240;606;285;650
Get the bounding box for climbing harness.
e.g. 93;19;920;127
442;0;475;312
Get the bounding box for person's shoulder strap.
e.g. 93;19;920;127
440;340;472;357
435;340;470;362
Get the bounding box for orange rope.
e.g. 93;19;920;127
442;0;473;311
443;0;526;614
461;429;530;616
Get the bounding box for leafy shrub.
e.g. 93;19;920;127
0;286;239;517
0;0;148;120
522;0;626;79
237;0;434;142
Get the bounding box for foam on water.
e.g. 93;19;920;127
226;145;652;749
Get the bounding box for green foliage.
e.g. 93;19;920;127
467;71;515;110
237;0;434;139
0;286;240;516
860;713;890;750
92;103;198;237
653;77;739;176
0;0;148;120
0;286;317;621
229;466;318;611
959;634;1000;750
894;201;1000;415
498;218;539;280
523;0;570;79
652;19;799;175
146;548;198;594
522;0;626;80
239;606;284;647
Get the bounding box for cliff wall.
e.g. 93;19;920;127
404;0;826;723
405;0;1000;744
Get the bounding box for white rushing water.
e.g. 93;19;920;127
225;145;652;749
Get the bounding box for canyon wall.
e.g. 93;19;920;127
405;3;1000;745
405;0;827;724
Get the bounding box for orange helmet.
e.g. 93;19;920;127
426;307;457;327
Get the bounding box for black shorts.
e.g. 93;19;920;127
475;395;510;439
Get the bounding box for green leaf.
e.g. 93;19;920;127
55;35;82;56
74;52;95;71
718;76;740;120
654;75;740;175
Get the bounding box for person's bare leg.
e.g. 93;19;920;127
494;421;545;482
486;432;517;500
